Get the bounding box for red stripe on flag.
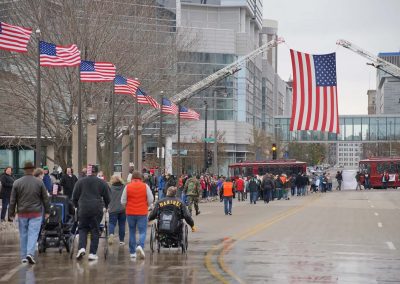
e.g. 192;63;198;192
335;88;340;133
305;54;313;130
289;50;297;131
297;52;305;130
313;87;320;130
329;86;335;133
321;87;328;131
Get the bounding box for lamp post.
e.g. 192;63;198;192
213;90;218;176
35;28;42;168
204;100;208;173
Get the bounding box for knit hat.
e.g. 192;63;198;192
43;166;49;170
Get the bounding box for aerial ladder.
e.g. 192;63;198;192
141;37;285;124
336;39;400;79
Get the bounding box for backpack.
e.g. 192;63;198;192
158;209;180;234
249;178;258;191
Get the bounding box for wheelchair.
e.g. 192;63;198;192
149;221;188;254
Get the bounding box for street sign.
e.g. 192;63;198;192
203;137;215;143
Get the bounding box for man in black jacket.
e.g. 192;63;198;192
261;174;275;204
60;167;78;199
149;186;196;238
72;165;110;261
0;166;15;222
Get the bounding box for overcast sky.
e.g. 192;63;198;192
263;0;400;115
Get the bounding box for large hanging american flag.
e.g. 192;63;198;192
80;60;116;82
161;98;178;115
39;41;80;67
114;75;140;95
0;21;32;53
290;49;339;133
179;106;200;120
136;88;160;109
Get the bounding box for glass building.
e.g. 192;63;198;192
274;115;400;142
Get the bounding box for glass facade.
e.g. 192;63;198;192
275;115;400;142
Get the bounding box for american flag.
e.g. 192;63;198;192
161;98;178;115
39;41;80;67
80;60;116;82
114;75;140;95
290;49;339;133
179;106;200;120
136;88;160;109
0;21;32;53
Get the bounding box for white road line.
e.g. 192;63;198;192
378;222;383;228
374;212;379;216
386;241;396;250
0;264;24;282
370;205;375;208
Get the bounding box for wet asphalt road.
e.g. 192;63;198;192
1;190;400;284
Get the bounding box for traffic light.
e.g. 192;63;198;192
272;143;277;160
207;150;213;166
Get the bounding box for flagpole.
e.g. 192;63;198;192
158;91;164;175
176;104;181;176
110;84;115;176
77;48;87;173
35;29;41;168
134;80;139;172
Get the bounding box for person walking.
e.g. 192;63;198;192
0;166;15;222
184;174;201;216
364;172;371;190
261;174;274;204
72;165;110;261
235;176;245;202
220;177;234;215
8;162;50;264
157;173;166;200
381;171;389;189
42;166;53;194
335;171;342;191
248;175;259;204
355;171;363;191
60;167;78;199
108;175;126;246
121;171;154;259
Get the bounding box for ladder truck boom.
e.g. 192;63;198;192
141;37;285;124
336;39;400;78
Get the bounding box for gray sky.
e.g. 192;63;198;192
263;0;400;115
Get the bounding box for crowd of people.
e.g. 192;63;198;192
0;162;351;265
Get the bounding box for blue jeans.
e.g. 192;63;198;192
158;188;164;200
1;196;10;220
127;215;148;254
250;191;258;204
18;216;42;259
109;212;126;242
223;197;232;214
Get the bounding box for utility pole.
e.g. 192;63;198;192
177;104;181;176
134;78;139;171
158;92;164;175
213;91;218;175
204;100;208;173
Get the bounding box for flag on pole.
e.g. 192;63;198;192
39;41;80;67
289;49;339;133
179;106;200;120
80;60;116;82
0;21;32;53
114;75;140;95
161;98;178;115
136;88;160;109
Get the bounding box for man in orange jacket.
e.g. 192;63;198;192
121;171;154;259
220;177;234;215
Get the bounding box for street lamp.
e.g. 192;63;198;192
204;100;208;172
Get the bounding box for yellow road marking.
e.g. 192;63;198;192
205;194;320;283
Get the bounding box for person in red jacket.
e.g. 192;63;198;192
235;176;245;202
121;171;154;259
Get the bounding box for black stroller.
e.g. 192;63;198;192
38;195;75;254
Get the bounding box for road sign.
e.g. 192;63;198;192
203;137;215;143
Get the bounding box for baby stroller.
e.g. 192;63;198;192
149;209;189;254
38;195;74;254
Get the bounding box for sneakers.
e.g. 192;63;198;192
119;241;125;246
108;234;114;245
196;211;201;216
135;246;145;259
26;254;36;264
88;254;98;261
130;253;137;259
21;258;28;264
228;212;232;215
76;248;86;260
